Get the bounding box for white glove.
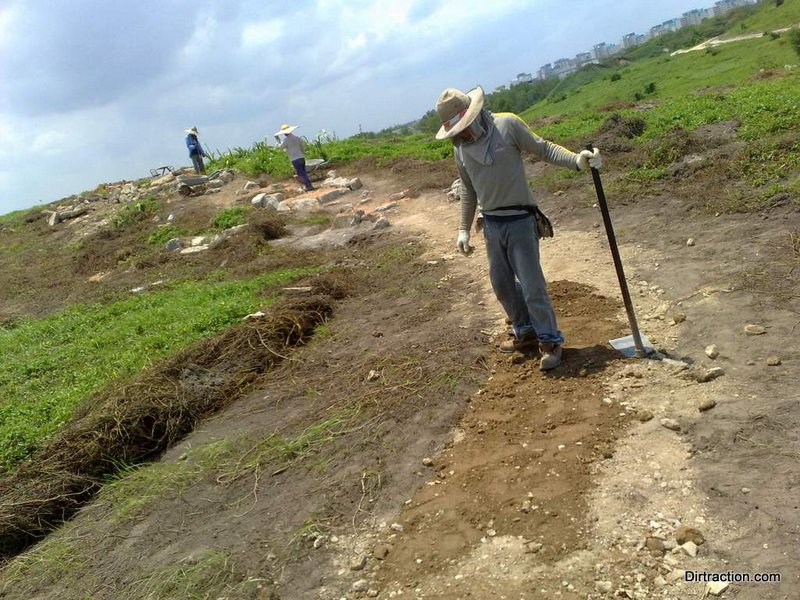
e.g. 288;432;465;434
577;147;602;171
456;229;473;255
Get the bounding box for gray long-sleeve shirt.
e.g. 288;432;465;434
456;112;580;230
279;133;306;162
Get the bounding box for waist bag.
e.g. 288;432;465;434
481;205;554;239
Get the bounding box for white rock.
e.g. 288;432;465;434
706;581;730;595
660;418;681;431
686;238;695;247
681;541;698;557
704;344;719;359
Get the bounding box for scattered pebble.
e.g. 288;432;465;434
681;541;698;557
686;238;696;247
352;579;369;592
660;418;681;431
422;457;434;467
704;344;719;359
350;556;367;571
698;398;717;412
744;324;766;335
766;356;782;366
696;367;725;383
594;581;613;593
672;313;687;324
706;581;730;596
366;370;380;382
675;525;705;546
637;409;654;423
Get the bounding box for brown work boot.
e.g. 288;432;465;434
539;342;562;371
499;333;539;354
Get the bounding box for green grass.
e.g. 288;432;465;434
99;439;233;520
147;224;188;246
209;134;452;178
210;206;248;230
0;267;316;472
112;196;160;229
732;2;800;34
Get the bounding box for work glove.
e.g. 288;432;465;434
576;147;602;171
456;229;473;255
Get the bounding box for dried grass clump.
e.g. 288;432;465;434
0;294;336;557
249;210;287;241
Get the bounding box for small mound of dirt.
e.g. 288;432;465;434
598;113;646;139
248;210;287;241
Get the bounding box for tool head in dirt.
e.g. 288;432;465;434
609;333;656;358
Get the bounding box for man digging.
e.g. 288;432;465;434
434;85;601;371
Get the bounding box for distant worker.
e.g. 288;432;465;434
185;126;207;174
434;86;601;371
274;124;314;191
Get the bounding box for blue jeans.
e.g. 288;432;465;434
482;214;564;345
292;158;312;189
190;153;205;174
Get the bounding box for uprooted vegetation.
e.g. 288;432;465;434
0;272;351;556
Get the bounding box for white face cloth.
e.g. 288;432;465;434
455;110;497;166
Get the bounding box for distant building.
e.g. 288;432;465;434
515;72;533;84
713;0;754;15
552;57;577;78
681;8;709;27
537;63;555;80
532;0;757;82
593;42;618;59
662;18;680;32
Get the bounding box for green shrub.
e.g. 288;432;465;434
210;207;248;231
789;29;800;59
113;196;160;229
147;224;186;246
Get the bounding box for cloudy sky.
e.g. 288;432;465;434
0;0;709;216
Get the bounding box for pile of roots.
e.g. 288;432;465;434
0;272;351;557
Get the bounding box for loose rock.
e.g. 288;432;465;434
674;525;705;546
637;409;654;423
696;367;725;383
704;344;719;359
766;356;781;366
660;418;681;431
698;398;717;412
672;313;687;324
744;324;767;335
706;581;730;596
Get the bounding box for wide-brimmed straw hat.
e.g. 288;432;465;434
185;127;198;135
434;86;484;140
275;124;298;136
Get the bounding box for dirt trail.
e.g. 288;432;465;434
321;174;799;599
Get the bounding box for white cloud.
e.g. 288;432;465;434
0;0;727;216
241;19;284;49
